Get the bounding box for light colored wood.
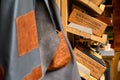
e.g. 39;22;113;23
77;0;105;15
66;26;91;39
68;22;92;34
60;0;107;43
91;34;107;44
61;0;75;47
61;0;68;30
74;48;106;79
78;70;97;80
66;25;107;44
79;70;105;80
77;62;90;75
69;8;107;36
100;4;106;11
60;1;120;80
89;0;103;6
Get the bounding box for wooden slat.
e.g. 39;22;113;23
100;4;106;11
61;0;68;29
66;26;91;39
89;0;103;6
79;69;105;80
77;0;105;15
91;34;107;44
66;26;107;44
74;48;106;79
78;70;97;80
69;8;107;36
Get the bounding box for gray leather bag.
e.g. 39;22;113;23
0;0;81;80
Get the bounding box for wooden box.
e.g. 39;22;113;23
58;0;107;44
69;8;107;36
73;48;106;79
89;0;103;6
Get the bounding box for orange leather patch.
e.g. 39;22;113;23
24;73;33;80
23;66;42;80
48;32;71;70
16;10;38;56
32;66;42;79
0;65;4;80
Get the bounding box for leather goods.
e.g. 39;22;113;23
0;0;81;80
48;31;71;70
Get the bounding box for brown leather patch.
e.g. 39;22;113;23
24;73;33;80
16;10;38;56
48;32;71;70
0;65;4;80
32;66;42;79
23;66;42;80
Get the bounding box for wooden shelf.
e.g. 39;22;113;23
77;0;105;15
60;0;107;44
56;0;120;80
66;26;107;44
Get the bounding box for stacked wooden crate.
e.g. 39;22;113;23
56;0;109;80
60;0;108;44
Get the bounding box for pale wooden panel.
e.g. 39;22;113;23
66;26;107;44
91;34;107;44
74;48;106;79
61;0;68;29
69;8;107;36
89;0;103;6
66;26;91;39
77;0;105;15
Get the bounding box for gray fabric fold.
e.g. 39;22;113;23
35;0;60;77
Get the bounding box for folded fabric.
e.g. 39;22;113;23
0;0;81;80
